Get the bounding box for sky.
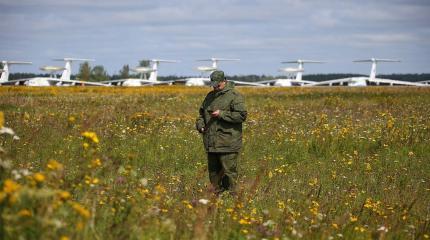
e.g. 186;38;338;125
1;0;429;77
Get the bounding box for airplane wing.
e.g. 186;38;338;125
255;79;315;86
0;79;32;86
230;80;266;87
306;77;357;86
371;78;428;86
255;80;278;85
139;80;175;85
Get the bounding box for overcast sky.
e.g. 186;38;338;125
1;0;429;76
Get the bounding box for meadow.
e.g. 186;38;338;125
0;86;429;240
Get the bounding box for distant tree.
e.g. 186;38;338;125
91;65;109;82
0;62;3;69
139;60;150;67
119;64;130;79
78;62;91;81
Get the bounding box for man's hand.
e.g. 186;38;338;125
211;110;221;118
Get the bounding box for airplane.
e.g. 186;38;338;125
175;58;265;87
0;58;108;86
308;58;428;87
103;59;178;86
0;61;32;84
418;80;430;85
256;60;323;86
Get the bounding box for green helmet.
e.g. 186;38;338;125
210;70;226;86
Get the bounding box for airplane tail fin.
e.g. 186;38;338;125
53;58;94;81
281;60;324;81
0;61;32;83
354;58;400;81
147;59;178;82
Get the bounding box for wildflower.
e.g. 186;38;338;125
81;131;99;144
71;202;91;218
58;191;71;201
60;236;70;240
89;158;102;168
33;172;46;183
277;200;286;210
139;178;148;187
155;185;166;194
198;199;209;205
18;209;32;217
332;223;339;229
308;178;318;186
239;218;251;225
47;159;63;171
92;178;99;184
83;142;89;149
350;215;358;222
226;208;234;213
68;116;76;123
182;200;193;209
3;179;21;195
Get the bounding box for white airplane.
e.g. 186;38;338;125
103;59;178;86
0;58;108;86
257;60;323;86
308;58;427;87
418;80;430;85
176;58;264;87
0;61;32;84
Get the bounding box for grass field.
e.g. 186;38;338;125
0;86;429;240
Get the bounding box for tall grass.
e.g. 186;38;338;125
0;86;429;239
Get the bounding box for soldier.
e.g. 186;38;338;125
196;70;247;194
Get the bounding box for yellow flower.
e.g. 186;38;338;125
60;236;70;240
81;131;99;144
89;158;102;168
239;218;251;225
72;202;91;218
332;223;339;229
68;116;76;123
33;172;46;183
0;111;4;128
3;179;21;194
92;178;99;184
18;209;32;217
58;191;71;201
308;178;318;186
350;215;358;222
47;159;63;171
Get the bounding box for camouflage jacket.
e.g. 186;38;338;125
196;82;247;152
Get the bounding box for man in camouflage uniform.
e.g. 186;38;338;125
196;70;247;193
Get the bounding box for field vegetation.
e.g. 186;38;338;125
0;86;429;239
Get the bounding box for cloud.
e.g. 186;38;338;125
0;0;429;74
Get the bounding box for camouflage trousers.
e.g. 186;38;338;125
207;152;238;193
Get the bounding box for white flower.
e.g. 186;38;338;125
198;199;209;205
377;226;388;232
